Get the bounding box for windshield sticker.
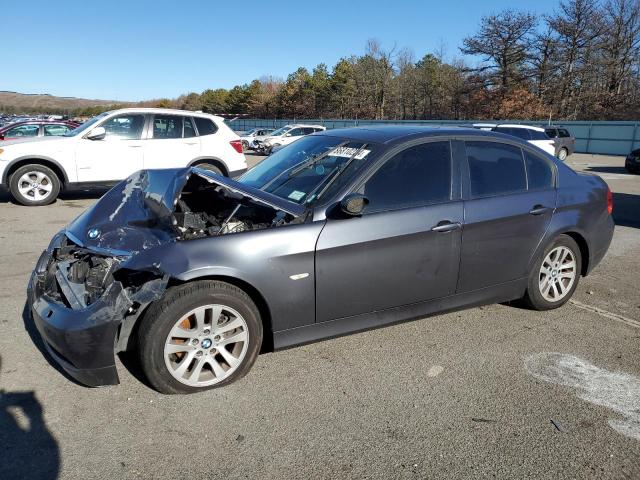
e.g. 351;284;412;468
329;147;371;159
288;190;306;201
315;165;326;175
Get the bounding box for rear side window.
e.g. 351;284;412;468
495;127;531;140
545;128;558;138
558;129;571;138
183;117;196;138
193;117;217;136
363;141;452;212
529;130;550;140
153;115;182;139
44;124;72;136
465;141;526;197
524;150;554;190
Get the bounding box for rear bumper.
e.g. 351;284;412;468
586;215;615;275
27;250;122;387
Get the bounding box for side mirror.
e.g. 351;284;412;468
284;133;291;137
340;193;369;216
86;126;106;140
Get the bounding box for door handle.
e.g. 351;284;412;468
185;142;198;145
128;145;143;148
529;205;550;215
431;221;461;233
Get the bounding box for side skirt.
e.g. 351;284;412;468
273;278;528;350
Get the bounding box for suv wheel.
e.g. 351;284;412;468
521;234;581;310
9;164;61;206
138;281;263;394
558;148;568;161
195;163;223;176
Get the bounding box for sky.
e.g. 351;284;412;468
4;0;558;102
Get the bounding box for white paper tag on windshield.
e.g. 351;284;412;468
330;147;371;159
288;190;305;201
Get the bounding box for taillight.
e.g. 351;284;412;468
230;140;243;154
607;187;613;215
0;135;4;141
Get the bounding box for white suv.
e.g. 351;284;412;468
0;108;247;206
491;124;556;156
258;124;326;154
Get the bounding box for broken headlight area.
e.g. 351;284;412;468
171;173;299;240
38;236;166;311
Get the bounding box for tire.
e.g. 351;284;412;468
521;234;582;311
195;163;224;176
137;280;263;394
9;164;61;206
558;148;568;161
241;140;249;150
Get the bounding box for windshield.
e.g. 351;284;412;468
269;126;290;137
240;135;375;205
64;112;110;136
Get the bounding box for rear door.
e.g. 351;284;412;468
143;115;201;169
458;141;556;292
315;140;463;322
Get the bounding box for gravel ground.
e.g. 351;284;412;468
1;152;639;479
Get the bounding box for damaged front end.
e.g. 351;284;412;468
28;167;307;387
28;233;169;386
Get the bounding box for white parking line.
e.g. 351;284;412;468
569;299;640;329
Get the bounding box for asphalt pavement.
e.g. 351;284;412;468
1;152;639;479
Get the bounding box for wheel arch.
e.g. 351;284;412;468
3;156;69;186
188;157;229;176
562;230;590;276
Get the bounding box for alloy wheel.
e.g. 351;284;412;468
538;246;577;302
17;171;53;201
163;304;249;387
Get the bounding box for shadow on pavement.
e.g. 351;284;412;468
0;355;60;479
584;166;631;175
612;192;640;228
0;186;108;205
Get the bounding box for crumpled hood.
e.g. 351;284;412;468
65;167;305;254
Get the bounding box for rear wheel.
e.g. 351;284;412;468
195;162;224;176
138;281;263;394
241;140;250;150
522;235;581;310
9;164;61;206
558;148;568;161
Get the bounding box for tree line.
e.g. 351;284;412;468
7;0;640;121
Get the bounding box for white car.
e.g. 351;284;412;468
491;124;556;156
0;108;247;206
239;128;275;150
258;124;326;154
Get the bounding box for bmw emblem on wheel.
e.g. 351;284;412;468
87;228;101;239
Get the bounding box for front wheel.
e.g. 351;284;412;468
521;235;581;310
9;164;61;206
137;281;263;394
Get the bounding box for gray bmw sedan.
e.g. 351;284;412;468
28;126;614;393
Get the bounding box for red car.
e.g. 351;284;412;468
0;120;80;141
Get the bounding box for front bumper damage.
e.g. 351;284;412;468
28;234;168;387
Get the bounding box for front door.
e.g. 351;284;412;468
75;113;146;182
315;140;463;322
458;141;557;292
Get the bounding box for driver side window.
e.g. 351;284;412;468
100;114;145;140
362;141;452;213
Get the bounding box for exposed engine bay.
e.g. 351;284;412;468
171;173;299;240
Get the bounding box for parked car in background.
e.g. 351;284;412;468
543;126;575;161
0;108;247;206
28;126;614;393
239;128;275;150
625;148;640;173
491;124;556;156
0;120;80;141
257;124;326;154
